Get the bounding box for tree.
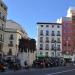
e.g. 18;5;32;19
19;38;36;53
29;39;36;53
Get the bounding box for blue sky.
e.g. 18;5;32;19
3;0;75;39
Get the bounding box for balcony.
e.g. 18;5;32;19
51;33;55;36
45;48;49;50
0;16;6;22
40;40;43;43
51;47;55;50
51;40;56;43
9;37;14;40
57;34;61;36
0;38;3;42
40;33;43;36
3;17;6;22
46;34;49;36
0;26;4;31
8;44;13;47
57;41;61;43
40;48;43;50
57;48;61;51
46;40;49;43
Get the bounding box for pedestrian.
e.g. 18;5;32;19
13;63;16;72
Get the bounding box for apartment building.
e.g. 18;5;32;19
3;20;28;58
66;8;75;61
37;22;62;58
0;0;7;58
62;17;73;59
57;7;75;61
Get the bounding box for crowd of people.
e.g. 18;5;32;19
0;57;21;72
0;57;74;72
32;57;67;68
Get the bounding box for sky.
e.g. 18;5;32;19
3;0;75;39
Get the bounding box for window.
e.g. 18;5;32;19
4;7;7;11
57;52;60;57
57;38;60;43
40;52;43;56
51;52;54;57
57;31;60;36
63;43;66;46
0;24;4;30
40;30;43;35
57;45;60;50
46;37;49;43
57;25;60;28
45;44;49;50
46;30;49;36
51;44;55;50
1;3;3;7
2;24;4;30
40;44;43;50
40;37;43;43
8;41;13;47
51;38;55;43
10;41;13;44
45;52;48;57
52;25;54;28
0;44;2;52
51;31;55;36
0;34;2;41
72;16;75;20
8;49;12;55
3;16;6;22
41;25;43;27
9;34;14;40
68;44;71;46
46;25;49;27
0;12;1;18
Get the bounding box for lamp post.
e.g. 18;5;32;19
66;41;69;56
66;41;68;54
54;40;57;57
27;48;29;66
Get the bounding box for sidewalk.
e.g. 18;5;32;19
1;65;75;73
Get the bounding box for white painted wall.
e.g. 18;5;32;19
3;20;28;56
18;51;36;67
3;30;18;55
37;23;62;57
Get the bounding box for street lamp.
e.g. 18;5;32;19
54;40;57;57
66;41;70;57
66;41;68;54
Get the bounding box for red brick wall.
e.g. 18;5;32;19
62;21;74;55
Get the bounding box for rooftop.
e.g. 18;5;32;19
6;20;27;34
37;22;61;25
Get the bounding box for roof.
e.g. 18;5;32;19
37;22;62;25
6;20;27;34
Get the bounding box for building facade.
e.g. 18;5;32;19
57;7;75;61
67;8;75;61
3;20;28;58
3;20;36;66
0;0;7;58
37;22;62;58
62;17;73;59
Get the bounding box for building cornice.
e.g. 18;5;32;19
37;22;62;25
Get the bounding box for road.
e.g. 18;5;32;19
0;66;75;75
